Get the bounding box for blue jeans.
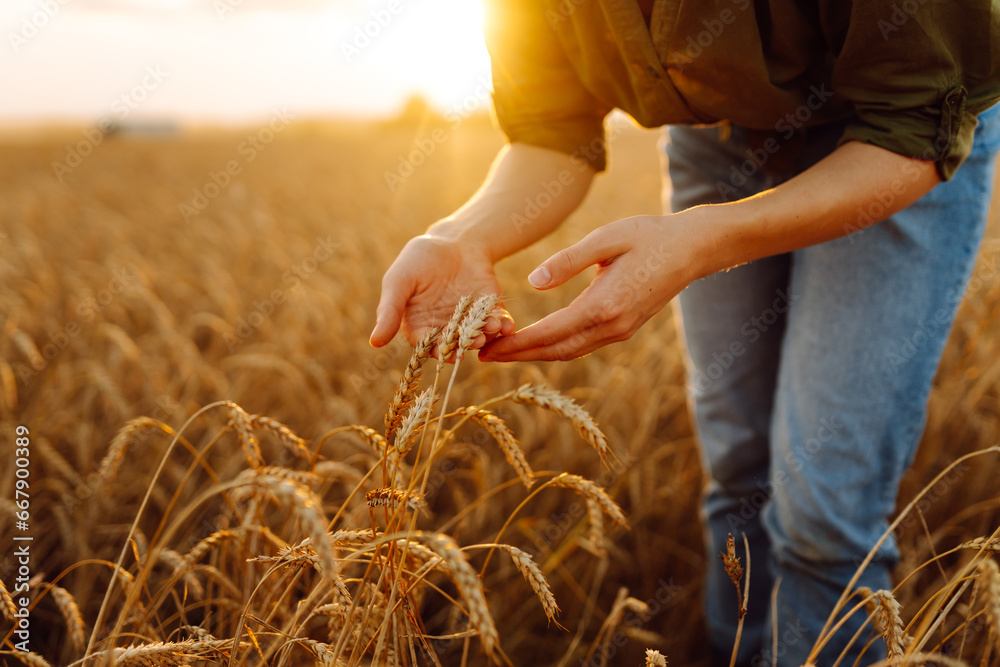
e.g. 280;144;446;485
664;105;1000;667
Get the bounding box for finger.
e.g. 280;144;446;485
479;323;617;362
369;271;411;348
482;314;501;335
528;227;629;290
479;291;615;359
499;311;516;335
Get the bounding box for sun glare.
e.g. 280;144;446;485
356;0;491;113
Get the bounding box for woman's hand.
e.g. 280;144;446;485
370;234;515;350
479;214;706;362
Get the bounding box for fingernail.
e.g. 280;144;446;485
528;265;551;288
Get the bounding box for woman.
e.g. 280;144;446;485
370;1;1000;664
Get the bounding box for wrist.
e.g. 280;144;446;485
679;200;765;280
426;218;498;263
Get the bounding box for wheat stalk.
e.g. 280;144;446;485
509;385;616;468
421;532;498;655
460;407;534;488
959;537;1000;552
97;417;160;485
249;414;311;461
392;388;436;458
184;529;239;565
547;473;627;556
0;576;17;620
48;584;86;655
456;294;500;360
865;589;905;659
645;649;668;666
385;327;437;440
506;546;559;622
436;295;474;362
0;651;53;667
226;401;264;469
366;487;426;512
977;558;1000;643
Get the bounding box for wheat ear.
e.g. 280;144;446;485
392;388;436;458
97;417;160;485
549;472;628;554
49;584;86;655
226;401;264;468
385;327;437;440
867;589;905;659
0;577;17;620
510;385;616;468
506;546;559;622
460;407;534;489
421;532;499;655
436;295;474;362
0;651;53;667
977;558;1000;643
456;294;500;360
366;487;426;512
646;649;668;666
249;414;311;460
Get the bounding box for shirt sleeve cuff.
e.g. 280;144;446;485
493;108;608;172
838;86;977;181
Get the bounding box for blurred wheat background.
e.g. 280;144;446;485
1;109;999;665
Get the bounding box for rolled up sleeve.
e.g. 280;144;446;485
827;0;1000;180
483;0;611;171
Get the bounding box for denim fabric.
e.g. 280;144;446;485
663;104;1000;667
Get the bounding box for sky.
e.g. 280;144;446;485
0;0;493;126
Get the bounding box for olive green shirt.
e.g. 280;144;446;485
483;0;1000;180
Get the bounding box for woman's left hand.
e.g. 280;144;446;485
479;213;708;362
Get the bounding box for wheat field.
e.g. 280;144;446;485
1;112;999;666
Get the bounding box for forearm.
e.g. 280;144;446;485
692;141;941;279
428;142;595;262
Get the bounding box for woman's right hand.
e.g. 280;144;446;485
369;234;515;350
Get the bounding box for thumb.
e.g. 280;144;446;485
527;226;627;290
369;277;409;348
